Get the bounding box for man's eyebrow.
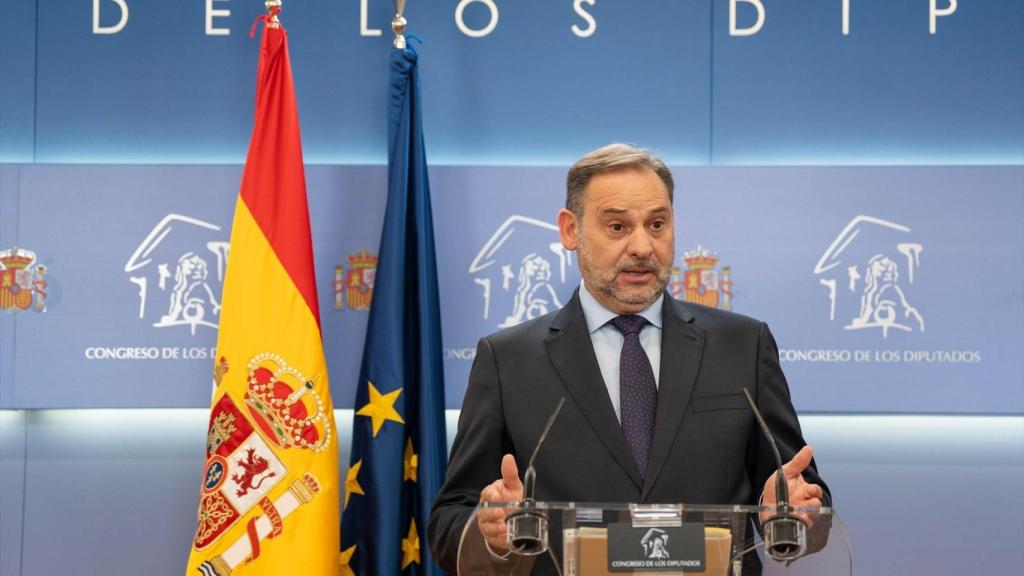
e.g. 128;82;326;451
598;206;672;217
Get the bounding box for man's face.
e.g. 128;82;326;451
558;167;675;314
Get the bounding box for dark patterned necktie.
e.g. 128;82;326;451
610;314;657;478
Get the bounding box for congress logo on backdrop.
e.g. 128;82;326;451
333;250;378;311
0;247;49;313
469;215;576;328
670;246;734;310
124;214;229;335
814;215;924;338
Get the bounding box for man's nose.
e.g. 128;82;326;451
627;228;654;258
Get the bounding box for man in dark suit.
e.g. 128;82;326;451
427;144;828;572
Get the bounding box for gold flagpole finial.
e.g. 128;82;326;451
392;0;407;49
266;0;282;28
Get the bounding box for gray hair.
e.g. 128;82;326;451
565;143;674;217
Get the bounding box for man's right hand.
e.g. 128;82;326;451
476;454;524;553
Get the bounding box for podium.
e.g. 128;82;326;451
457;502;851;575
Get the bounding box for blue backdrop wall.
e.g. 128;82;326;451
1;1;1022;575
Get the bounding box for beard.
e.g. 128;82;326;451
577;235;672;310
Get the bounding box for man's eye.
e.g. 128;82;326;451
651;220;664;230
610;223;624;232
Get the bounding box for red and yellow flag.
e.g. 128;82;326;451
186;12;339;576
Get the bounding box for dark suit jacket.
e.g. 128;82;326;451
427;291;829;572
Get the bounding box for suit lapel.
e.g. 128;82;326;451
642;297;705;500
545;292;644;490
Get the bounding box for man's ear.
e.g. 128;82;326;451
557;209;579;251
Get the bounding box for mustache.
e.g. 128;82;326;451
616;259;662;274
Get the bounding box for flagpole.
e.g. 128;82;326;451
392;0;407;49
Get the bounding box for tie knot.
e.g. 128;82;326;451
610;314;647;336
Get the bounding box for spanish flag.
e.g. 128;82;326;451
186;10;339;576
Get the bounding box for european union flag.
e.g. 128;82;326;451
340;39;448;576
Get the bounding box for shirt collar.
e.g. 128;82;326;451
579;281;664;335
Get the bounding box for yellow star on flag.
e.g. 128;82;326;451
339;545;357;576
404;437;419;482
401;517;421;569
355;380;405;437
345;460;365;508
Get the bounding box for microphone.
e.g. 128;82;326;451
506;397;565;556
742;388;807;562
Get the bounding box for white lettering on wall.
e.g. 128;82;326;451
929;0;956;34
93;0;129;35
86;2;974;42
572;0;597;38
205;0;230;36
730;0;765;37
456;0;499;38
361;0;382;37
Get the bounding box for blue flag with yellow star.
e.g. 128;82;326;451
340;40;448;576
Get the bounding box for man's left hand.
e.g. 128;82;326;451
762;445;824;510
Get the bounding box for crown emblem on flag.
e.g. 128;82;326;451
244;353;331;453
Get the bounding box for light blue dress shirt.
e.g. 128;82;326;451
578;282;663;423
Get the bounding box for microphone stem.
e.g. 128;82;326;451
523;398;565;501
742;388;790;508
523;467;536;502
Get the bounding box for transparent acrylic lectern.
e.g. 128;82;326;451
457;502;851;575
